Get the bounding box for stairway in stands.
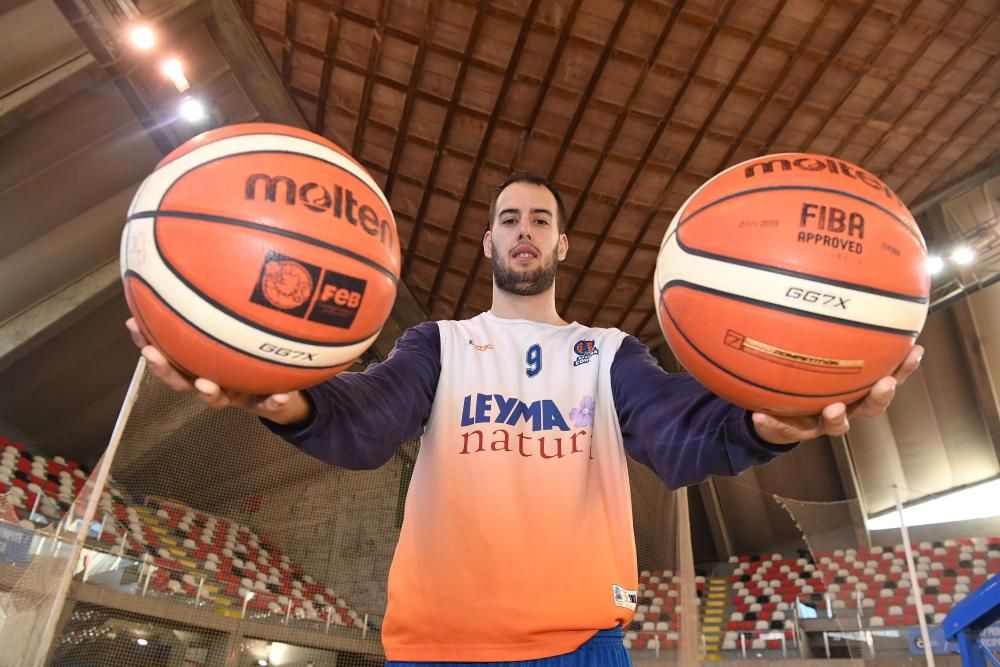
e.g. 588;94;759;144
700;577;729;660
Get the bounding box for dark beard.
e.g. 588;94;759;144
491;241;559;296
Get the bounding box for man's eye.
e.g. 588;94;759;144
535;219;549;225
501;218;515;225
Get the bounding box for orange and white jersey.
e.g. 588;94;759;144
382;312;635;661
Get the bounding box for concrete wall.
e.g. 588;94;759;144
212;443;417;620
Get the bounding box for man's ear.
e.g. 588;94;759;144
483;229;492;258
557;233;568;261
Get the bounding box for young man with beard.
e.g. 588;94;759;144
127;171;922;665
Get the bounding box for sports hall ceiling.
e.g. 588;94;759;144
0;0;998;553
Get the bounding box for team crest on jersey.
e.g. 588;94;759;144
573;339;598;366
612;584;638;612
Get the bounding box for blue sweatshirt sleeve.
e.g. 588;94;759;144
261;321;441;470
612;335;796;489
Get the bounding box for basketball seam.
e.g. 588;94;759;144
123;268;199;380
147;216;387;347
658;288;879;399
130;209;398;286
123;269;372;363
680;184;924;247
662;184;928;296
661;279;920;336
151;143;390;217
673;236;930;304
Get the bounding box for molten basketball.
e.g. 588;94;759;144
121;123;399;394
654;153;930;416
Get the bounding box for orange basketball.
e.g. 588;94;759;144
654;153;930;415
121;123;399;394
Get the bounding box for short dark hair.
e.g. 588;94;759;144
488;171;567;233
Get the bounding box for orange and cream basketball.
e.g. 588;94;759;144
655;153;930;415
121;123;399;394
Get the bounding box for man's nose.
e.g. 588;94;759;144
517;216;532;238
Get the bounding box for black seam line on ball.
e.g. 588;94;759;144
659;288;880;399
677;184;925;248
158;145;392;218
128;209;399;284
661;184;927;269
155;146;396;262
670;236;929;304
123;268;379;355
661;279;920;337
147;216;384;348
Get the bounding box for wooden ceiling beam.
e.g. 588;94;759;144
484;1;894;74
544;1;635;181
399;2;488;279
558;0;686;239
560;0;741;315
257;18;871;139
509;0;583;168
280;0;299;86
594;0;789;327
758;0;879;156
440;0;583;316
312;7;341;134
350;0;389;155
862;37;1000;186
712;2;836;170
208;0;304;125
798;0;924;151
894;85;1000;201
380;0;439;200
427;0;543;316
834;21;990;164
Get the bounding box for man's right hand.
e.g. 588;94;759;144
126;318;313;426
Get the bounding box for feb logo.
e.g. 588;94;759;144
307;270;367;328
251;251;321;318
573;339;598;367
250;250;366;328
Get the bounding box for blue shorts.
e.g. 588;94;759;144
386;627;632;666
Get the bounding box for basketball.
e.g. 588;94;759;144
654;153;930;416
121;123;400;394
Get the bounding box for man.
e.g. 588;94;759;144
127;171;922;665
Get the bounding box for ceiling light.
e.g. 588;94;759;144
136;638;148;646
162;58;190;92
926;256;944;275
951;246;975;265
179;98;206;123
867;478;1000;530
128;25;155;50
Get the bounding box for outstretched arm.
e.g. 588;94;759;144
612;336;794;489
261;322;442;470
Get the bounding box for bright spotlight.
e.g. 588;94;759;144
951;246;975;265
926;255;944;275
136;638;148;646
179;98;206;123
258;661;269;666
128;25;155;50
162;58;190;92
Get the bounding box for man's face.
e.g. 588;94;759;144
483;182;568;296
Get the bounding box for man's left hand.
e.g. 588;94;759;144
752;345;924;445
